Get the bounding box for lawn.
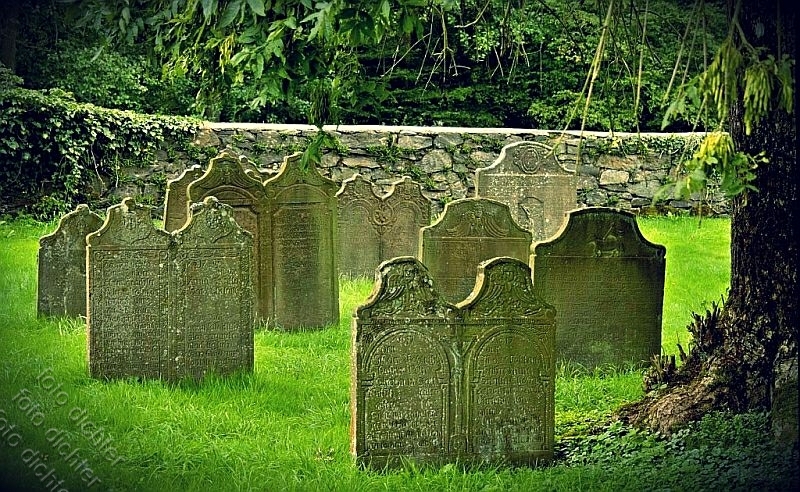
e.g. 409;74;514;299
1;214;796;491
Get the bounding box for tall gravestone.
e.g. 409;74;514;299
475;141;577;242
87;197;254;380
37;204;103;318
337;174;431;278
420;198;532;304
163;164;205;232
87;198;172;379
172;197;255;379
532;207;666;369
186;150;270;322
264;152;339;329
351;256;555;469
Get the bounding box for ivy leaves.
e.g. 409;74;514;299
0;88;200;219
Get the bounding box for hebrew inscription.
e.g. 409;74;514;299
337;174;431;278
475;141;577;241
37;204;103;318
87;197;254;380
352;257;555;469
532;207;666;369
420;198;532;304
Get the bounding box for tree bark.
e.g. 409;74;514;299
618;0;797;450
0;1;20;72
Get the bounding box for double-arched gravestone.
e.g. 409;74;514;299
351;256;556;469
336;174;431;278
178;149;339;330
87;197;254;380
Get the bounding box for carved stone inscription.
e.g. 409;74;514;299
468;331;550;457
163;164;205;232
87;197;255;380
363;330;449;456
352;257;555;469
37;204;103;318
337;174;431;278
187;150;269;321
475;141;577;241
173;198;254;379
420;198;532;304
265;152;339;330
532;207;666;369
87;199;172;380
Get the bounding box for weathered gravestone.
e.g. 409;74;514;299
531;207;666;369
420;198;532;304
87;197;254;380
351;256;556;469
263;152;339;329
37;204;103;317
163;164;205;232
186;150;269;322
337;174;431;278
475;141;577;242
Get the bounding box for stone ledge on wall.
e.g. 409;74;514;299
123;123;729;219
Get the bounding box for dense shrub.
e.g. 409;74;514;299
0;86;200;219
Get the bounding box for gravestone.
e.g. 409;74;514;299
475;141;577;241
337;174;431;278
87;197;255;380
37;204;103;317
187;150;270;321
87;198;172;379
163;164;205;231
173;197;255;379
264;152;339;329
531;207;666;369
419;198;532;304
351;256;555;469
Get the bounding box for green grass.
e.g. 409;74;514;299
637;215;731;357
1;215;796;491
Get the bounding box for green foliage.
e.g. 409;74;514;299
0;88;200;219
557;412;798;491
655;131;765;205
43;0;726;131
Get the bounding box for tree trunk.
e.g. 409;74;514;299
0;1;20;72
618;0;797;450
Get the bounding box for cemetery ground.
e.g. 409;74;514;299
1;215;797;491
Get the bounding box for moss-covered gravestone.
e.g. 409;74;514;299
532;207;666;369
87;198;172;379
163;164;205;232
337;174;431;278
475;141;577;241
186;150;269;322
37;204;103;318
172;197;255;379
87;197;254;380
419;198;532;304
263;152;339;330
352;256;556;469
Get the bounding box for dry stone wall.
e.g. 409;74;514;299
117;124;727;219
